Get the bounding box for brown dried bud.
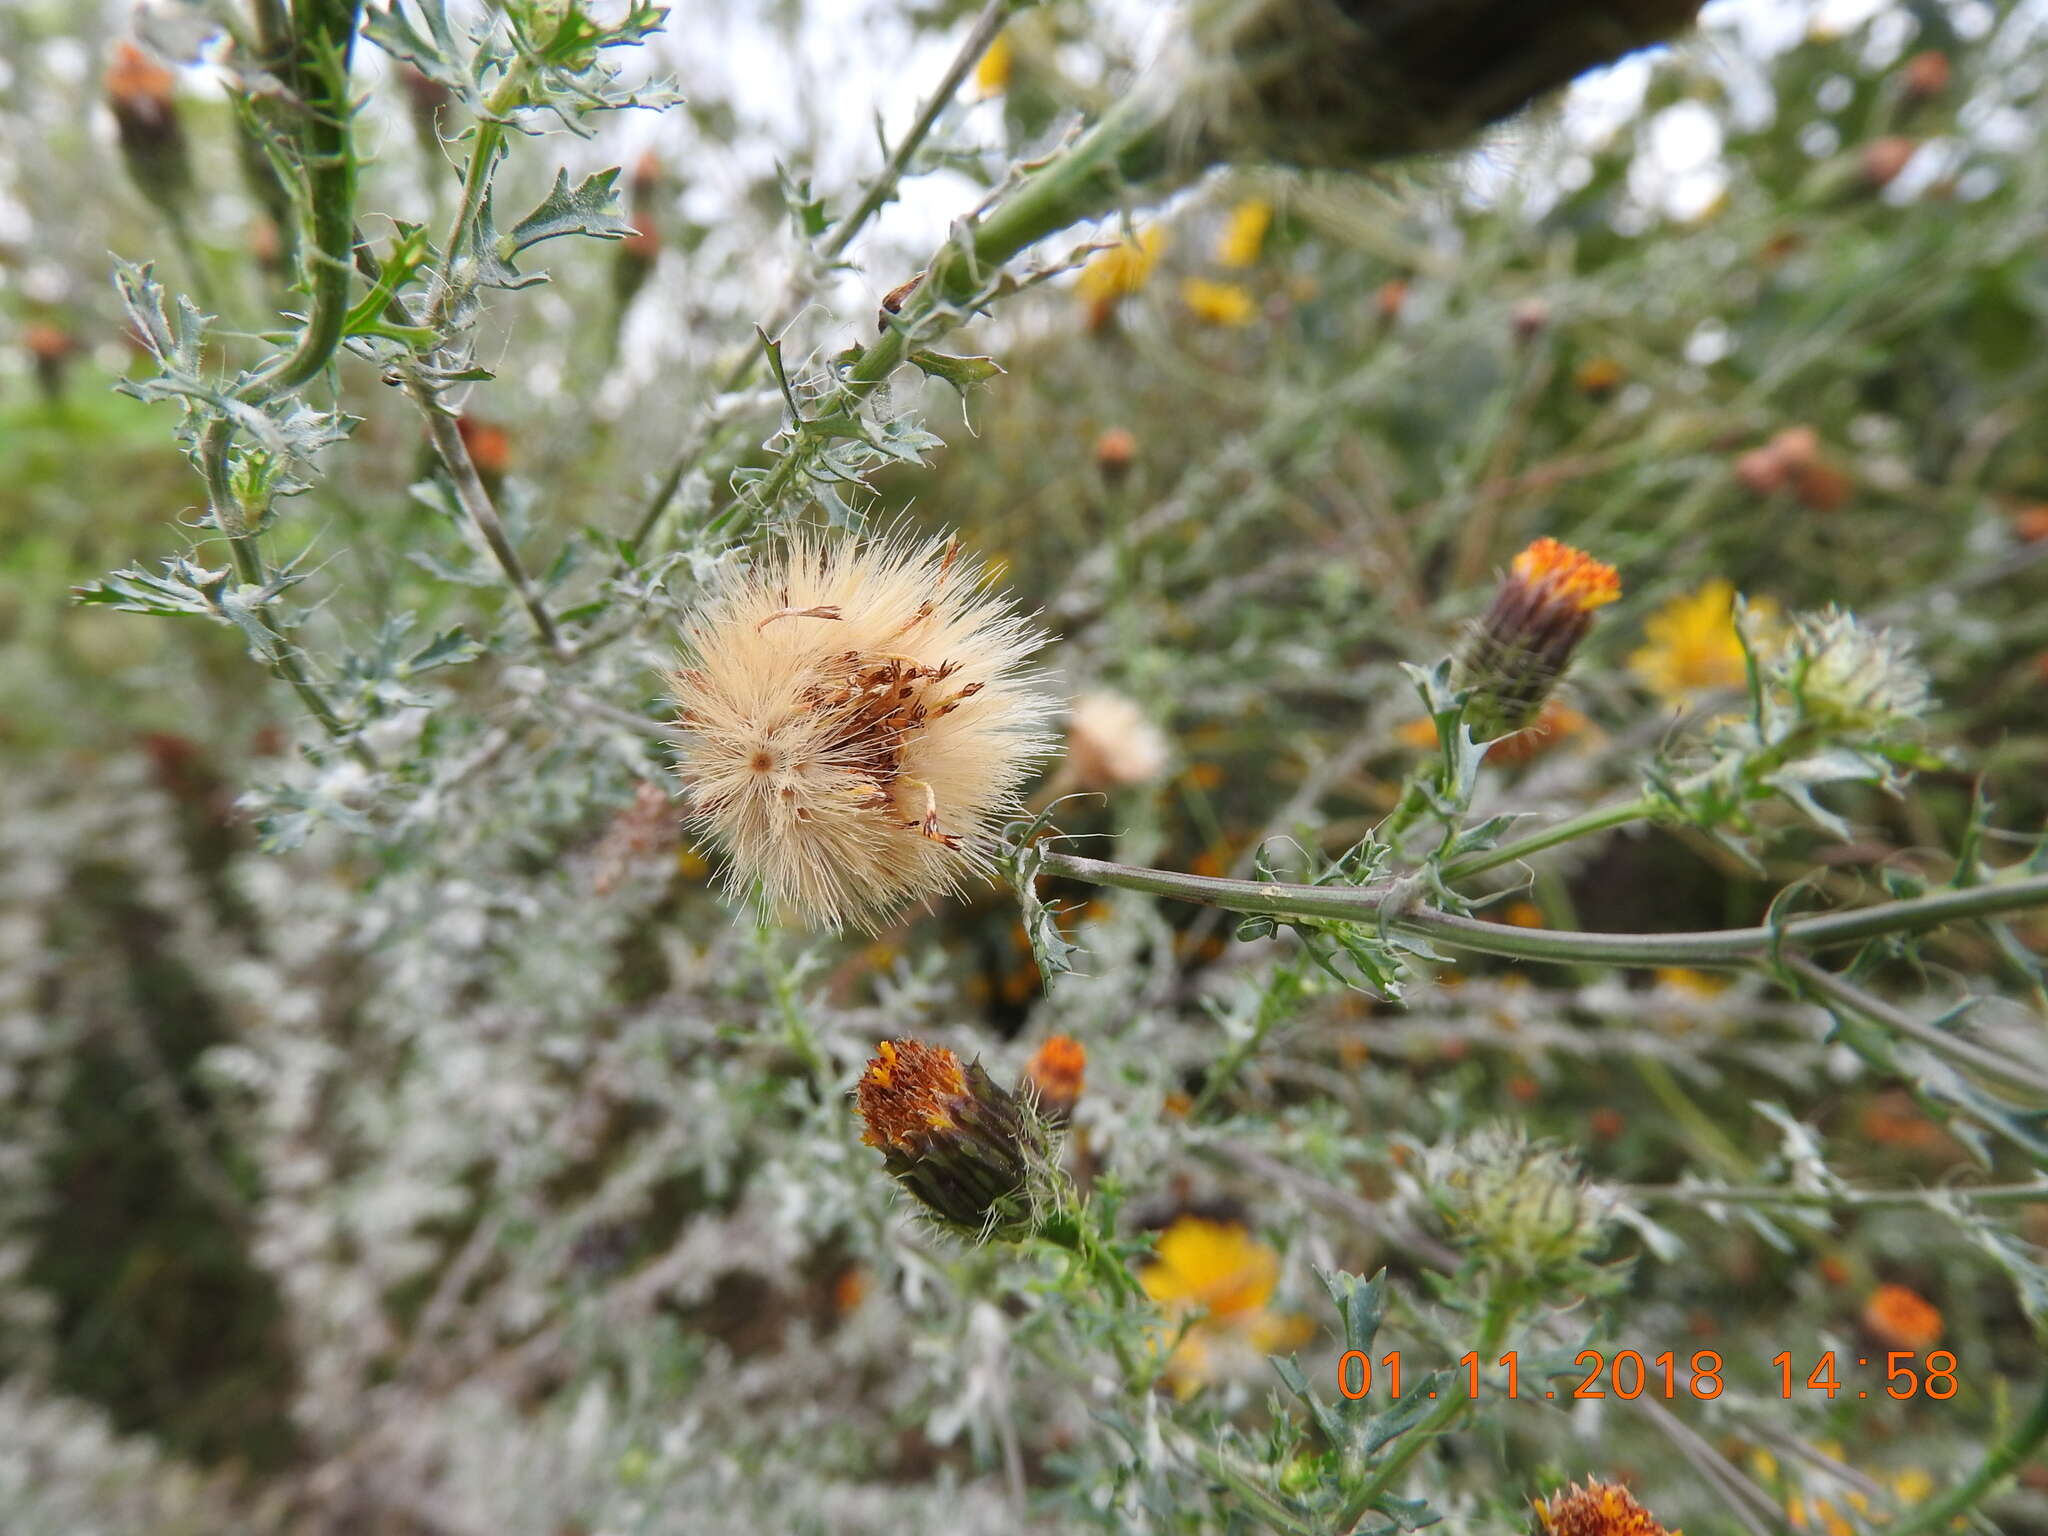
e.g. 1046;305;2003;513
455;416;512;490
1094;426;1138;481
1790;459;1853;513
1900;50;1950;101
1860;136;1918;189
1453;538;1620;740
1511;296;1551;343
104;42;190;212
24;323;76;402
878;272;926;333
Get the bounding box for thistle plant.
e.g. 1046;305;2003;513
14;1;2048;1533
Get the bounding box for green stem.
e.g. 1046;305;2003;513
1031;850;2048;970
1332;1288;1517;1529
1888;1374;2048;1536
618;1;1017;559
821;0;1017;261
733;83;1171;530
409;371;570;660
1441;794;1657;884
252;0;362;396
1189;962;1305;1119
1786;955;2048;1097
1625;1179;2048;1209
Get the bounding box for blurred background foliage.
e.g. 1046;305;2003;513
2;0;2046;1532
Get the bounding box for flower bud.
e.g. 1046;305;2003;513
1424;1124;1613;1289
1094;426;1138;482
1763;607;1931;738
1451;537;1620;740
1900;50;1950;102
104;42;191;215
856;1039;1060;1241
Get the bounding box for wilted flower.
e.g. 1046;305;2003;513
1025;1034;1086;1122
1628;579;1763;705
1425;1124;1614;1290
670;534;1055;931
1182;276;1257;326
1216;197;1272;267
1452;537;1620;741
1061;691;1172;791
104;41;190;213
1762;607;1930;738
1534;1480;1678;1536
855;1038;1059;1241
1141;1216;1312;1393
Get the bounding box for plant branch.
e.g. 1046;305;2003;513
1785;955;2048;1097
1439;794;1658;884
1031;849;2048;970
1887;1373;2048;1536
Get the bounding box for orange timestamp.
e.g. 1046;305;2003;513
1336;1350;1961;1401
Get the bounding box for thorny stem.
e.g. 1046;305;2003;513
821;0;1021;262
1887;1374;2048;1536
1031;849;2048;970
734;83;1166;530
619;0;1016;558
187;2;371;758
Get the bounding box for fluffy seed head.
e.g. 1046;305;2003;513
1065;691;1172;790
670;533;1056;931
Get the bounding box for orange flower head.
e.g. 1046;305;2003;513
858;1039;970;1152
1454;539;1620;739
1862;1283;1942;1351
1534;1480;1680;1536
1512;538;1622;614
104;41;189;208
854;1038;1057;1240
1026;1035;1086;1121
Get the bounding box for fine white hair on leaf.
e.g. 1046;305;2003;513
669;531;1059;932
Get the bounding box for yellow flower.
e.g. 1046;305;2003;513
1627;579;1768;704
1181;277;1256;326
1216;198;1272;267
973;30;1012;96
1077;226;1166;305
1892;1469;1935;1503
1141;1217;1310;1393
